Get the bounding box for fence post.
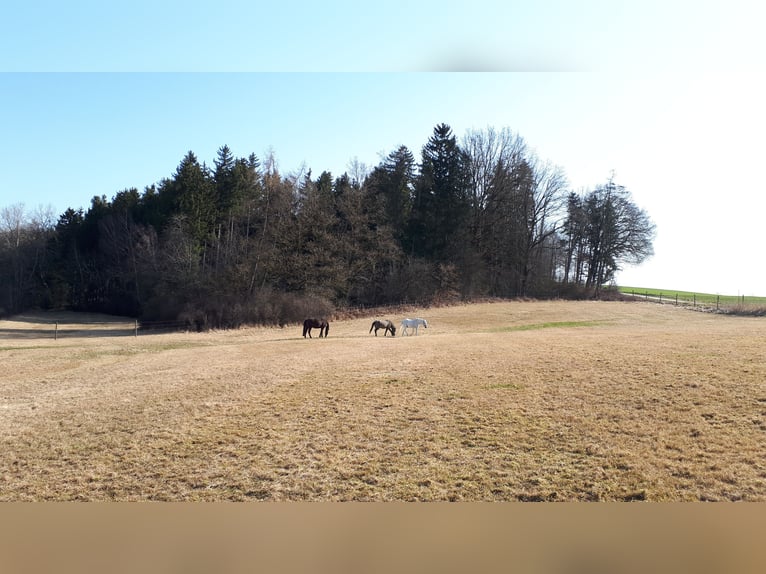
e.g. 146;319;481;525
693;294;696;307
135;319;138;338
54;321;58;341
675;293;678;306
716;295;720;311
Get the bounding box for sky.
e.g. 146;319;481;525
1;1;764;296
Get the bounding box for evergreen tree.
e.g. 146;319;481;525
334;173;402;305
164;151;217;245
315;170;334;201
372;145;415;243
213;144;236;217
409;124;470;261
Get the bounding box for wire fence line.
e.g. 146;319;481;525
3;294;761;341
0;318;192;340
626;290;763;312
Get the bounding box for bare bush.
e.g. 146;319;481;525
724;304;766;317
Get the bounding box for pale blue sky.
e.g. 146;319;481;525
1;2;764;295
3;1;763;72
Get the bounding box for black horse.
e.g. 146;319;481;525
303;318;329;338
369;319;396;337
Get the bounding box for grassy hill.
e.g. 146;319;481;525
618;286;766;309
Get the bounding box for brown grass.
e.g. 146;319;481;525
1;301;765;501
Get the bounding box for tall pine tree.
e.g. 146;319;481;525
409;123;470;261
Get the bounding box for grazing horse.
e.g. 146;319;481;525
369;319;396;337
303;318;329;338
400;318;428;336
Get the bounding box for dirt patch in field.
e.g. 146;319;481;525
1;301;764;501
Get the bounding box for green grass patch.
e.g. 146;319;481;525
491;320;606;333
144;341;209;353
488;382;523;390
384;377;409;385
71;341;209;360
618;286;766;306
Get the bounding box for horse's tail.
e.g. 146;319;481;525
369;321;375;333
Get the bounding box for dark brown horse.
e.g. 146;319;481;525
303;318;329;338
369;319;396;337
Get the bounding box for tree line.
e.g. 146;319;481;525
0;123;656;328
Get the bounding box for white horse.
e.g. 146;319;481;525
400;318;428;336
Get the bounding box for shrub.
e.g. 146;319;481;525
724;304;766;317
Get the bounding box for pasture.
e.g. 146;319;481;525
1;301;764;501
619;286;766;312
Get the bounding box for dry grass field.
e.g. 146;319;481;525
1;301;764;501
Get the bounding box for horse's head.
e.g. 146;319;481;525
422;319;428;328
